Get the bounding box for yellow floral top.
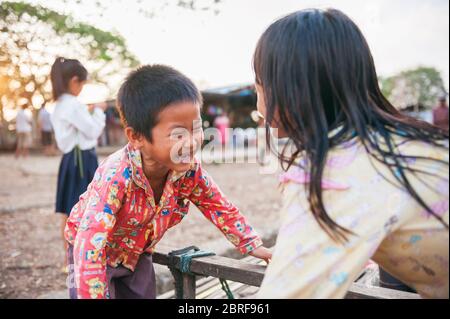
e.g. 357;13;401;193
258;137;449;299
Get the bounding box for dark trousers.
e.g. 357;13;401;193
67;245;156;299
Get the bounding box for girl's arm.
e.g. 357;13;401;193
62;100;106;140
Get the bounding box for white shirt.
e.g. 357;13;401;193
38;107;53;132
51;94;106;154
16;109;32;133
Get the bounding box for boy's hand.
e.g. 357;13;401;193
249;246;272;265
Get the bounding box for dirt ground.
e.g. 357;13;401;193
0;150;282;298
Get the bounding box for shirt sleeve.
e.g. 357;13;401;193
68;165;127;299
257;183;388;298
187;164;263;254
62;101;105;140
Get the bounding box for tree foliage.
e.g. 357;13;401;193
0;1;139;116
380;66;447;109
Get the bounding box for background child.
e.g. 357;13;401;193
15;103;32;158
38;102;55;156
50;57;106;271
65;64;272;299
254;9;449;298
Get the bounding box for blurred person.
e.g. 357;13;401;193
105;105;123;146
213;109;230;147
50;57;106;272
433;95;449;131
15;103;32;158
38;102;54;155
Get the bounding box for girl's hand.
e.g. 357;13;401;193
249;246;272;264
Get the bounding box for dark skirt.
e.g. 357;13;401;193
55;147;98;216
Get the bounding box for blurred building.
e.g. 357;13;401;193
201;83;257;129
399;104;433;124
100;84;259;147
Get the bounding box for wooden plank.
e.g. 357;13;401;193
234;285;260;299
156;254;262;299
154;245;420;299
356;261;380;287
158;275;236;299
195;276;217;290
346;282;421;299
205;281;242;299
196;278;222;298
197;279;223;299
159;275;421;299
153;246;266;287
182;273;197;299
190;258;265;286
157;289;176;299
356;268;380;287
187;256;264;299
196;256;261;298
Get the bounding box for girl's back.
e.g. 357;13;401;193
261;137;448;298
51;93;105;154
253;8;449;298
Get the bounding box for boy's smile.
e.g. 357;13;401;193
127;101;204;180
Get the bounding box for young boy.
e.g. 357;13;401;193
65;64;272;299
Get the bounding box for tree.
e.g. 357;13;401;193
0;1;139;107
58;0;224;18
380;66;447;109
0;1;140;147
0;0;224;148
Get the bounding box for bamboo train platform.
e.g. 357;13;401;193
154;245;421;299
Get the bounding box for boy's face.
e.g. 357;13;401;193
136;101;204;173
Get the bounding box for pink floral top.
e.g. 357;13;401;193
65;144;263;299
258;137;449;298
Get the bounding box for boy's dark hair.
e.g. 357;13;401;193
117;64;202;141
50;57;88;100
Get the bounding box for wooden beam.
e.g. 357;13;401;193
346;283;421;299
153;245;266;287
182;273;197;299
153;245;421;299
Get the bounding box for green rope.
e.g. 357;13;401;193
168;246;235;299
180;249;215;274
219;278;235;299
73;145;84;179
169;246;215;276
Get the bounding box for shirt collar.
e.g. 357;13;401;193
125;143;196;191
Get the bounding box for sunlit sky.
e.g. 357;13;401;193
14;0;450;104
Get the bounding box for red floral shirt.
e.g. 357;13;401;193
65;144;263;299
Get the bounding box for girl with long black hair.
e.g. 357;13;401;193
254;9;449;298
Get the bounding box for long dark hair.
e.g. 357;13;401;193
50;57;88;100
253;8;449;243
